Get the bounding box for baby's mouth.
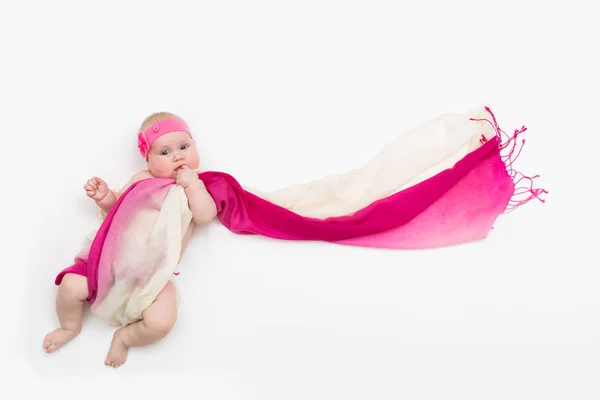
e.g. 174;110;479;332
174;165;187;177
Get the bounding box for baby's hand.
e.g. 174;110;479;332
84;177;109;201
176;166;200;188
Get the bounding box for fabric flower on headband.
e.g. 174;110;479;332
138;131;149;157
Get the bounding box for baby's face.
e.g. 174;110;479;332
147;131;200;178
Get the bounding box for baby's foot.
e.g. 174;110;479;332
43;328;80;353
105;330;129;368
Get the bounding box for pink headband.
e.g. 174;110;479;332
137;118;193;158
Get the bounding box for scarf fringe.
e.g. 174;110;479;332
470;107;548;214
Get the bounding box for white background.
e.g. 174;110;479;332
2;0;598;398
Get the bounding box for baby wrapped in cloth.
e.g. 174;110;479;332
55;104;546;327
57;182;192;327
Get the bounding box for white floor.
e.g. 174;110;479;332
4;1;598;399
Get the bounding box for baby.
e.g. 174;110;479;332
42;112;217;367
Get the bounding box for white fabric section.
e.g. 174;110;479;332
244;105;496;218
91;185;192;327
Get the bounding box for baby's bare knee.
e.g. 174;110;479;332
59;274;89;301
140;281;177;338
144;312;176;338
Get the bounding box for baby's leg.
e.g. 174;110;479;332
43;273;88;353
105;280;177;368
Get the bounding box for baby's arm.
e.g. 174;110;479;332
185;180;218;225
176;167;217;224
96;190;117;213
85;171;152;213
84;177;117;213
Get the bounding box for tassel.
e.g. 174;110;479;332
470;107;548;214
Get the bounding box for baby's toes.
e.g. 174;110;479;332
43;341;55;352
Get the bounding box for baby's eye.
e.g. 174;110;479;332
180;145;189;150
160;150;169;156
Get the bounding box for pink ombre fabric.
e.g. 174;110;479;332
55;106;546;308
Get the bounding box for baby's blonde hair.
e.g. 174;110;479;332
140;111;184;131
